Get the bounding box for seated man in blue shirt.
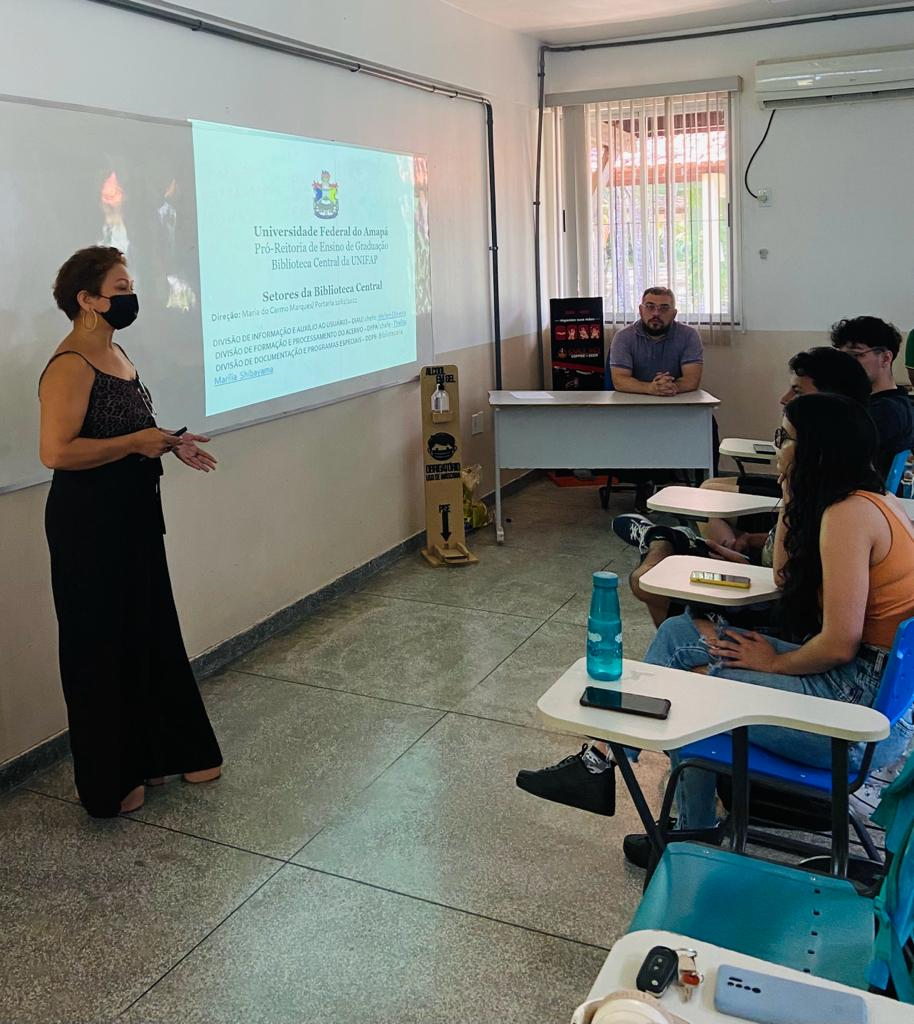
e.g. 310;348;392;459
607;286;706;506
609;286;704;396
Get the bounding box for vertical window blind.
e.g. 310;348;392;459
586;90;735;338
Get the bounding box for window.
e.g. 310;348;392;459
583;90;736;333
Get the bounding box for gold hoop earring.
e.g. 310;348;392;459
82;309;98;331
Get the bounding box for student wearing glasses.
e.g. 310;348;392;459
830;316;914;479
618;393;914;864
38;246;222;818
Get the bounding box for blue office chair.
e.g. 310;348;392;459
886;450;909;495
629;747;914;1000
651;617;914;869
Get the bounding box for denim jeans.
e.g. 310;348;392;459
644;613;914;829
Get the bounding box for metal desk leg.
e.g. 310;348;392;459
494;407;504;544
731;727;750;854
609;743;666;859
831;738;850;878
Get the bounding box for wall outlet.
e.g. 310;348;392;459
757;187;772;207
471;411;484;435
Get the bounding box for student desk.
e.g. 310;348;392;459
537;658;888;877
647;486;780;521
488;390;720;543
574;930;911;1024
638;556;780;607
718;436;777;474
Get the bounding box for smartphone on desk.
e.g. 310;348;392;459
690;570;751;589
580;687;670;720
753;442;776;455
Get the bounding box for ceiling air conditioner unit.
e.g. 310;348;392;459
755;45;914;108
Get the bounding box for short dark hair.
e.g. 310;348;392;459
53;246;126;320
829;316;901;359
641;286;675;303
788;346;871;404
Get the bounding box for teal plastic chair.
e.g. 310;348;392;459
886;450;909;495
629;748;914;1000
868;751;914;1001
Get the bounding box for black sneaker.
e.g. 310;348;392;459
516;745;615;816
612;512;656;552
671;525;711;557
623;821;725;869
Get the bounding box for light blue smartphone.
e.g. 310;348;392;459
714;964;867;1024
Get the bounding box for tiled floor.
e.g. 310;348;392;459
3;479;674;1022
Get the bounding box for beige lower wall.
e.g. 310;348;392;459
0;332;539;768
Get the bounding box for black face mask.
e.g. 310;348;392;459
99;293;139;330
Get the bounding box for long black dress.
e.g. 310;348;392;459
43;350;222;817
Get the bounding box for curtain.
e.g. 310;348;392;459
585;91;734;342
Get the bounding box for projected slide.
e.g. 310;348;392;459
192;121;427;415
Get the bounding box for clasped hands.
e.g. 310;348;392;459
649;371;679;396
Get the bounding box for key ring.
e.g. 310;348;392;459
675;948;703;1001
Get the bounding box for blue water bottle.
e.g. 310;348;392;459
587;571;623;680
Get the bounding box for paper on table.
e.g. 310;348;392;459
508;391;556;401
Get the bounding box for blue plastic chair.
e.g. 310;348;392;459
629;747;914;1000
885;450;909;495
651;617;914;865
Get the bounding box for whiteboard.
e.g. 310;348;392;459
0;94;435;493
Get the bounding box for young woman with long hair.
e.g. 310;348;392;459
642;391;914;837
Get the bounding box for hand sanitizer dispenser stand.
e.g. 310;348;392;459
420;365;477;567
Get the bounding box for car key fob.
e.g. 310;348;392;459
636;946;680;997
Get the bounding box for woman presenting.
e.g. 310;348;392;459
39;246;222;817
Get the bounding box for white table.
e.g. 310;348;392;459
489;390;719;543
538;658;888;876
719;436;777;470
575;930;910;1024
638;555;780;607
901;497;914;521
647;485;780;520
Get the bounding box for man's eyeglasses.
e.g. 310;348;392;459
773;426;794;450
643;302;672;313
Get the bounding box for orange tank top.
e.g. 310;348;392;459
854;490;914;649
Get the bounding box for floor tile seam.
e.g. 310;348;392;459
230;667;455;714
287;711;447;860
113;860;288;1020
545;593;580;624
281;861;614;954
18;786;295;864
540;556;620;626
438;614;558;712
354;587;552;623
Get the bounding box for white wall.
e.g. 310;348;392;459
0;0;540;767
547;10;914;333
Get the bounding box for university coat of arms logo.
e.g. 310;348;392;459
312;170;339;219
